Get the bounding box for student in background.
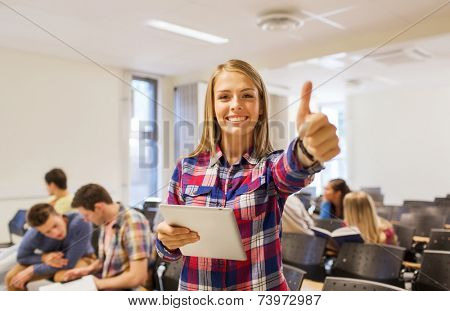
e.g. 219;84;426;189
45;168;75;214
63;184;151;290
155;59;340;290
319;179;350;219
343;191;397;245
282;191;314;235
5;204;95;290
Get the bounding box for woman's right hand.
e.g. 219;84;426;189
156;221;200;251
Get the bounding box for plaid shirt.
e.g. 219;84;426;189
156;138;315;290
98;204;151;279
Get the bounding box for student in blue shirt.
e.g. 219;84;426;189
319;179;350;219
5;203;95;290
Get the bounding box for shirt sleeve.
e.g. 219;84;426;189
124;212;151;262
155;160;183;262
319;201;332;219
270;138;315;200
16;230;43;266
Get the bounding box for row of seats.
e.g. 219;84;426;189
155;233;449;291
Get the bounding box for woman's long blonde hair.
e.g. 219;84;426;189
189;59;273;159
343;191;382;243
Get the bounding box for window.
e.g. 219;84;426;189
310;102;347;196
129;77;158;205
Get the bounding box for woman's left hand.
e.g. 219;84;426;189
296;81;340;164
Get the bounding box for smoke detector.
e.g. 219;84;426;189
257;12;304;31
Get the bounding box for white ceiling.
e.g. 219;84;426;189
261;32;450;103
1;0;450;76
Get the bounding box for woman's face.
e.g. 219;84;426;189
213;71;262;141
324;183;340;202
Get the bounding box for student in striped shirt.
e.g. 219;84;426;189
155;59;340;290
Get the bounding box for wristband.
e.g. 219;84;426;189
298;139;316;162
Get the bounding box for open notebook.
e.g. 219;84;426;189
311;226;364;249
39;275;97;291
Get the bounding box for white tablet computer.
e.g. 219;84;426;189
159;204;247;261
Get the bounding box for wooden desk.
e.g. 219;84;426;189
403;261;421;270
445;224;450;229
413;236;430;243
300;279;324;291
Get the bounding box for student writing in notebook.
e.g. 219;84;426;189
155;59;340;290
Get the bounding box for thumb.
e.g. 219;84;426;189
297;81;313;138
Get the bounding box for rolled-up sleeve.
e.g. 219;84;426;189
270;138;316;199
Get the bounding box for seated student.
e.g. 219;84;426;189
282;191;314;235
5;204;95;290
45;168;75;214
319;179;350;219
343;191;397;245
63;184;151;290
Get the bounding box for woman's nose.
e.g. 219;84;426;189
230;97;243;111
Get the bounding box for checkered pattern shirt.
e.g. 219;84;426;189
98;204;151;279
156;138;316;290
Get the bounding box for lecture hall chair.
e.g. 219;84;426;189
281;232;327;281
322;276;405;291
414;250;449;291
283;264;306;291
427;229;450;251
331;243;406;287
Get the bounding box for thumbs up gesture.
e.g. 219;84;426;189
297;81;340;165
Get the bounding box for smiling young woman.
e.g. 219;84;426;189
155;59;340;291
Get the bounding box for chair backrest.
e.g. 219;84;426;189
415;250;449;290
403;200;435;207
399;213;445;237
8;209;28;237
162;259;184;291
333;243;405;283
434;198;450;206
313;218;345;232
283;264;306;291
361;187;384;204
427;229;450;251
390;206;410;221
393;224;415;250
323;276;405;291
281;233;327;266
376;206;395;221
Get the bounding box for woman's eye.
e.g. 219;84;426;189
243;93;254;98
217;95;229;100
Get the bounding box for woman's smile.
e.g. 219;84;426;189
225;115;249;125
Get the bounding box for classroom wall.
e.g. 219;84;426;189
346;83;450;204
0;47;127;242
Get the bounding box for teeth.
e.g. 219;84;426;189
227;116;247;122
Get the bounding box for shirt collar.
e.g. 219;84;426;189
209;145;258;167
104;202;125;229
